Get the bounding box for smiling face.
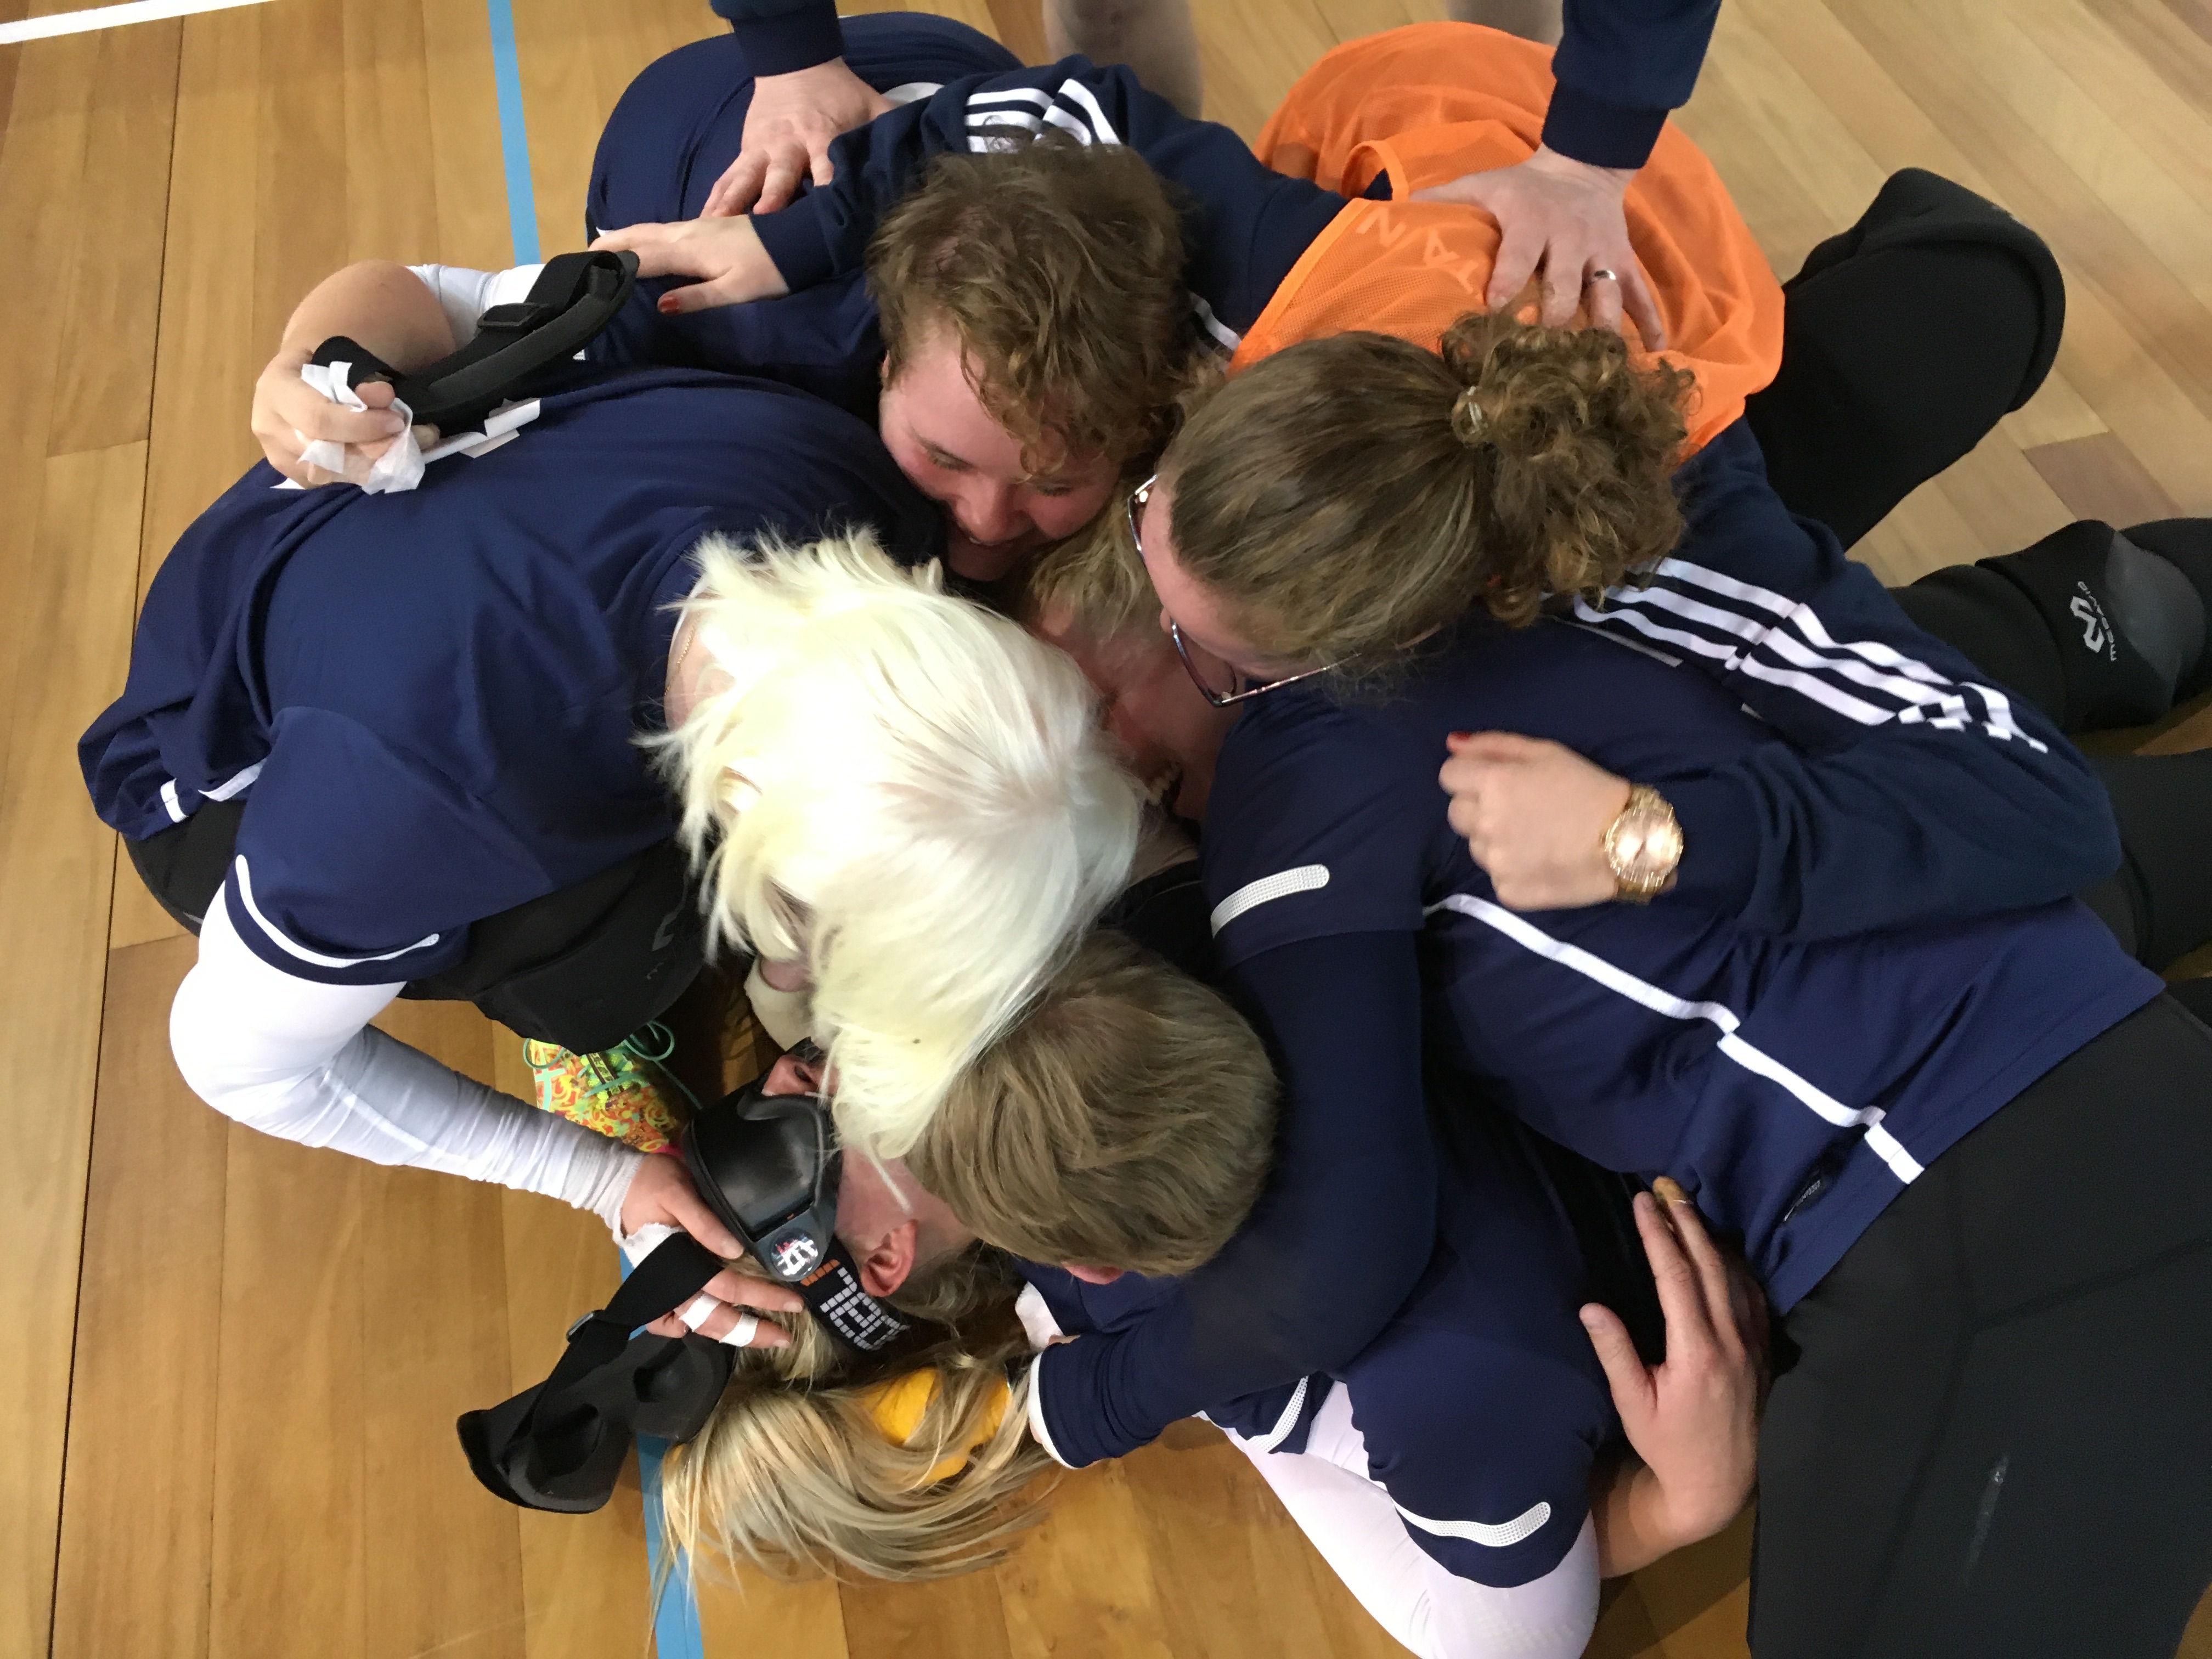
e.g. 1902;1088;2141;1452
878;330;1120;583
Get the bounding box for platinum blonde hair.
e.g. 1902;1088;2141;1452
659;1250;1051;1585
652;528;1141;1155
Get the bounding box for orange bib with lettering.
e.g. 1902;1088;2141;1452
1238;24;1783;455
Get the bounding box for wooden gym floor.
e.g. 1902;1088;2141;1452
2;0;2209;1654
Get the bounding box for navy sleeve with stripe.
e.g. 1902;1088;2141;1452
1544;0;1724;170
1570;422;2121;938
1032;707;1447;1469
747;59;1346;342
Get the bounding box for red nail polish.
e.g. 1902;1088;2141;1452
1447;730;1474;743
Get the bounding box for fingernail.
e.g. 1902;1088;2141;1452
658;294;680;314
1578;1308;1602;1329
1653;1175;1690;1207
377;413;406;435
1447;730;1474;744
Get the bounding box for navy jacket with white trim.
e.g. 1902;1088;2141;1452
1032;422;2141;1470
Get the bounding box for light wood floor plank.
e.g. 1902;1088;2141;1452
341;0;443;262
0;30;97;797
358;1004;532;1659
836;1561;1006;1659
206;1133;372;1659
1998;368;2108;452
1824;0;2212;423
1187;0;1342;139
138;3;267;584
993;1460;1179;1659
0;438;148;1659
2024;431;2185;527
421;0;516;271
1677;1;1888;276
52;935;224;1659
45;19;177;458
1119;1426;1405;1659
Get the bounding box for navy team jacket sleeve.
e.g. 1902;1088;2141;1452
710;0;844;78
1034;932;1437;1467
1544;0;1724;170
1570;422;2120;938
748;59;1345;340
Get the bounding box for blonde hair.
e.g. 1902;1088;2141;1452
1161;313;1694;667
661;1249;1052;1585
909;929;1277;1278
1014;499;1158;647
653;528;1142;1154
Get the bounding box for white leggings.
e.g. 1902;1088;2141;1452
1224;1383;1599;1659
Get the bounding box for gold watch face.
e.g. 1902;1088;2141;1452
1612;806;1684;882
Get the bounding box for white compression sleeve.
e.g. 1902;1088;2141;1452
1226;1383;1599;1659
406;262;546;346
170;894;642;1229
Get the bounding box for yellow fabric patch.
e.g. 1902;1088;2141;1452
859;1368;1013;1485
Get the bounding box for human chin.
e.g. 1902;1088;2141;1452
944;522;1042;583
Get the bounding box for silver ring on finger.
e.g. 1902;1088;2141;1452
1587;268;1619;286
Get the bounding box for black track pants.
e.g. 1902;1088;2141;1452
1750;995;2212;1659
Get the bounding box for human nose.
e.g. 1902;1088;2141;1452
953;478;1025;545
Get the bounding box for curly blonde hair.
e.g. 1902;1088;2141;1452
1161;312;1695;666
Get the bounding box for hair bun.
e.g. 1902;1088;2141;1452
1449;384;1488;449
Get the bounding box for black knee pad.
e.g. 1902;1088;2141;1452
2119;519;2212;699
1980;521;2207;730
1893;565;2069;727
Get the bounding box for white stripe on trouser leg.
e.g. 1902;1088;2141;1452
1223;1382;1599;1658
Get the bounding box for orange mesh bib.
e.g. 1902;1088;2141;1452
1237;23;1783;455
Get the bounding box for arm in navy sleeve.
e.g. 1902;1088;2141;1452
1569;424;2120;938
1032;931;1437;1467
1542;0;1723;170
708;0;844;77
749;60;1345;336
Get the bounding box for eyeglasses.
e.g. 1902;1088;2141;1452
1125;475;1341;708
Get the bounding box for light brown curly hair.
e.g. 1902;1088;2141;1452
1159;312;1696;667
866;136;1217;477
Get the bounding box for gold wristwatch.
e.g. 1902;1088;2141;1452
1602;784;1684;903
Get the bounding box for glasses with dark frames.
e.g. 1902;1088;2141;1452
1125;474;1341;708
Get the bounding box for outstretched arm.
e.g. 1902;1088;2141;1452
1032;930;1438;1466
1423;0;1724;340
597;59;1344;337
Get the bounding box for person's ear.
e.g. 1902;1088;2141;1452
859;1217;919;1297
1062;1261;1124;1285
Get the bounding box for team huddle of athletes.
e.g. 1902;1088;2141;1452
79;0;2212;1654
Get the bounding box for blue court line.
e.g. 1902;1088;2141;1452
491;0;689;1638
484;0;541;265
618;1256;708;1659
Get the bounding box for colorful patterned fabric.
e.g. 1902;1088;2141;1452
523;1024;692;1154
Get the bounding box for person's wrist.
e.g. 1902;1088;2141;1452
1529;144;1635;193
1602;782;1683;902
